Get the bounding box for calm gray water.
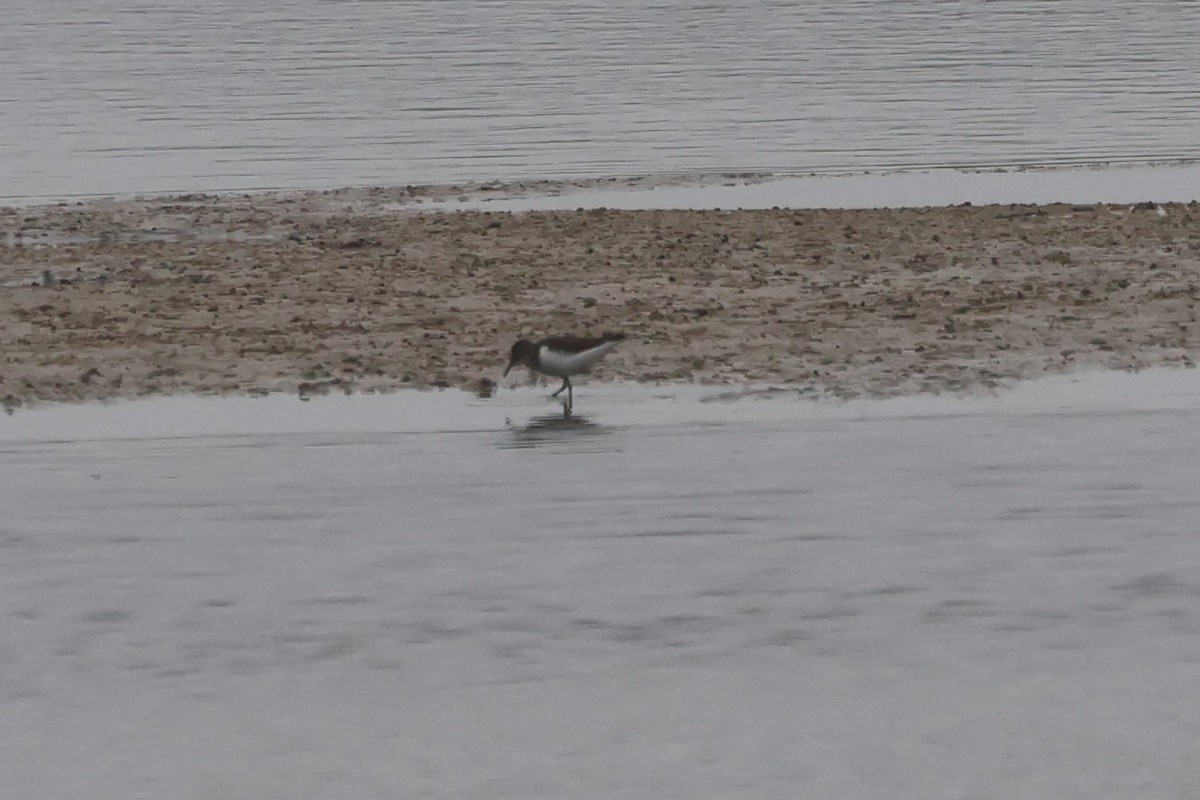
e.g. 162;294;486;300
3;376;1200;797
3;0;1199;199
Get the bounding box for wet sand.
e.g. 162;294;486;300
2;187;1198;407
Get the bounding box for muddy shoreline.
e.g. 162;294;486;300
2;189;1198;408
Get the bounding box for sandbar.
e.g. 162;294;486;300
2;187;1198;408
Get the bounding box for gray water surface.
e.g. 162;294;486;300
4;0;1199;199
2;374;1200;798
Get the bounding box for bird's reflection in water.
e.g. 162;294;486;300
500;412;617;451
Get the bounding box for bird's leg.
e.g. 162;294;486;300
550;377;574;415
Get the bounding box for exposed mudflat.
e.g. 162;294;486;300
2;190;1198;408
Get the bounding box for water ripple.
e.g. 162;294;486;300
3;0;1199;198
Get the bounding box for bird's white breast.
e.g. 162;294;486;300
537;341;619;377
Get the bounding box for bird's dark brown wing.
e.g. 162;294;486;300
539;332;624;353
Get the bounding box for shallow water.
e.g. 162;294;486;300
3;372;1200;798
4;0;1200;199
461;162;1200;211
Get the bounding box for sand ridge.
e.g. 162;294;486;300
2;191;1198;408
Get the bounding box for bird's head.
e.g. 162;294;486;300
503;339;537;377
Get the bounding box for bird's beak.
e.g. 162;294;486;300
503;360;515;378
